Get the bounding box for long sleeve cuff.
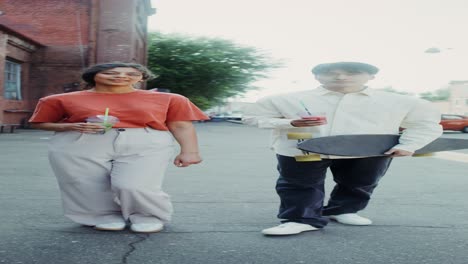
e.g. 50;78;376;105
390;144;419;153
257;118;296;129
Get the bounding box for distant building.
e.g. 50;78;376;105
432;81;468;115
0;0;155;126
448;80;468;115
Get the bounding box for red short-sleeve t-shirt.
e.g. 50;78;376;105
29;90;210;130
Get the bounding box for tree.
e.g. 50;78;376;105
419;88;450;101
147;32;280;110
376;86;414;96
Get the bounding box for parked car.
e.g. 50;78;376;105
399;114;468;133
207;113;243;122
440;114;468;133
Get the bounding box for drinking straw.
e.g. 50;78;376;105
299;101;312;115
104;107;109;123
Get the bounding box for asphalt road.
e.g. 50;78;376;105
0;123;467;264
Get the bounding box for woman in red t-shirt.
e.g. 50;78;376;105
29;62;209;233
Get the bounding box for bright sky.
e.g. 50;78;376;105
148;0;468;101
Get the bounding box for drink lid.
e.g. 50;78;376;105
86;115;120;123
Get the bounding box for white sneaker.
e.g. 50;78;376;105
261;222;319;236
94;222;126;231
329;213;372;226
130;222;164;233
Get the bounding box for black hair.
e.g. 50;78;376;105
81;62;157;86
311;62;379;75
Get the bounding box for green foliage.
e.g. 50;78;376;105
377;86;414;96
419;88;450;101
147;32;280;110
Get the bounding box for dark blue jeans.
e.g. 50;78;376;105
275;155;393;228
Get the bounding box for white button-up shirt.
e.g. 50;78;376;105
243;86;443;158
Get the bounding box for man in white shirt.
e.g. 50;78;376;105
243;62;442;236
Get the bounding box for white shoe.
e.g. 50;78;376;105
94;222;126;231
130;222;164;233
329;213;372;226
261;222;319;236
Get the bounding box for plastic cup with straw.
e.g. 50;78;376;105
298;100;327;122
86;107;119;133
103;107;109;122
102;107;113;132
299;100;312;116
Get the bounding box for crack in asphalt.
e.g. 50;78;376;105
121;234;149;264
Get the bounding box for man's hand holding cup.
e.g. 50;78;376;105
291;112;327;127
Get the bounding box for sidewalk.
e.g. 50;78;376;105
1;123;467;264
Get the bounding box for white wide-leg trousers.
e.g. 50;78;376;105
48;128;175;226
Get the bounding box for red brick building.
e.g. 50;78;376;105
0;0;155;127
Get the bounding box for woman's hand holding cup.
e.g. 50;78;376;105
66;123;106;133
84;115;120;133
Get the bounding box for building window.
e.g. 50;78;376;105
4;60;22;100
